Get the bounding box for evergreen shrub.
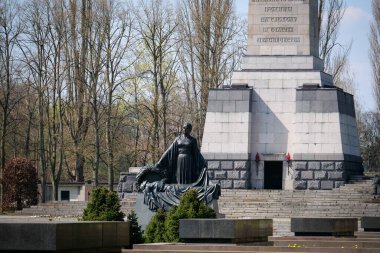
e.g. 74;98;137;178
82;187;125;221
144;209;167;243
127;210;144;244
144;189;216;243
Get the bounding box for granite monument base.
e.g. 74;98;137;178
135;193;224;231
291;218;357;237
179;219;273;243
135;193;156;231
0;221;130;252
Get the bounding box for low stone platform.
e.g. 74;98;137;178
0;220;130;252
291;218;358;236
124;232;380;253
179;219;273;243
362;217;380;232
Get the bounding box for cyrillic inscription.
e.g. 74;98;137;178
263;27;294;33
248;0;317;56
257;37;301;43
251;0;304;2
264;7;292;12
261;17;297;23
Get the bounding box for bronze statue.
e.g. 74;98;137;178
136;123;220;211
156;123;204;184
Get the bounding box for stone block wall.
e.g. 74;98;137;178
292;161;353;190
117;172;138;197
207;160;250;189
201;88;252;156
241;56;324;71
294;87;361;159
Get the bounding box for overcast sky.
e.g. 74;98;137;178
235;0;374;111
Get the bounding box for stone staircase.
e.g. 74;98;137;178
17;179;378;222
124;232;380;253
219;179;379;220
17;193;137;218
16;201;87;217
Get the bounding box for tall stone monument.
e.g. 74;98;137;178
201;0;362;190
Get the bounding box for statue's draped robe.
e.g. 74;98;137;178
139;135;220;211
156;136;204;184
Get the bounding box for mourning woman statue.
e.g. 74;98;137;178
136;123;220;211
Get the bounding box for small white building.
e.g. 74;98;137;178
41;182;118;202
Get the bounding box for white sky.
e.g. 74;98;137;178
235;0;375;111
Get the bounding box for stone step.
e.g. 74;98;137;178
222;211;379;214
30;206;87;210
221;196;370;199
220;205;379;209
220;208;380;211
220;204;377;207
219;207;380;211
124;243;379;253
219;201;378;205
220;195;370;198
356;232;380;238
19;178;376;218
223;210;380;214
220;193;370;197
269;236;380;242
221;202;378;207
272;240;380;248
220;197;371;200
222;212;379;218
218;181;377;219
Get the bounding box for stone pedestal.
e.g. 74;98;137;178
291;218;358;237
179;219;273;243
361;217;380;232
117;168;141;198
0;221;130;252
135;193;156;231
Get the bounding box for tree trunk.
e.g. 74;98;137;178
38;99;46;203
24;111;32;157
106;101;114;191
153;61;160;162
75;150;85;182
1;112;7;170
93;111;100;187
52;179;58;201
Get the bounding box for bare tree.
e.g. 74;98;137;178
103;0;135;190
136;0;178;161
87;0;107;187
318;0;354;91
19;76;38;158
177;0;244;141
19;0;52;203
0;0;250;196
46;0;67;201
63;0;92;182
358;111;380;172
0;0;23;209
370;0;380;110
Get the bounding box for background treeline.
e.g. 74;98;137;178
0;0;246;201
0;0;380;203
